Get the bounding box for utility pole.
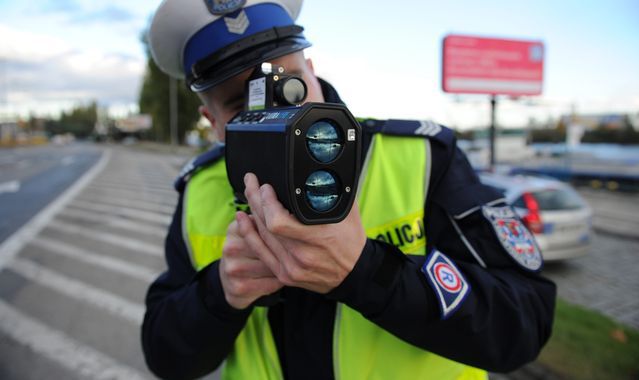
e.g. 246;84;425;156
169;76;178;147
489;95;497;170
0;57;6;121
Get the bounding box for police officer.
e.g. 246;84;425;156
142;1;556;379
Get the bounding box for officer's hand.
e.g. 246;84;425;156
243;173;367;294
219;212;284;310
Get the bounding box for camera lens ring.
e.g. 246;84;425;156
277;77;307;105
304;170;341;213
305;119;344;164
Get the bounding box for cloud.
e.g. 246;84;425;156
21;1;136;24
0;24;72;61
37;0;82;14
305;45;639;130
69;5;136;24
0;23;145;117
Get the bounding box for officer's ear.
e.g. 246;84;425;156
305;58;316;74
199;105;224;141
302;57;324;103
199;105;215;128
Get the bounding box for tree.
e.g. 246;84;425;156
139;32;201;144
46;102;98;138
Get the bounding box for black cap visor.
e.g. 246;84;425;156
188;25;311;92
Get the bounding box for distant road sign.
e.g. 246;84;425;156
442;34;544;96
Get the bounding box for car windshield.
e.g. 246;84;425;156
514;188;585;211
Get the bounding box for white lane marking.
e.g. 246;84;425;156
93;179;174;192
61;156;76;166
0;180;20;194
46;220;163;257
0;150;111;270
59;208;167;239
87;182;175;196
0;299;150;380
80;186;178;206
31;236;159;283
77;187;176;207
69;200;172;226
76;194;175;215
98;172;174;180
8;257;144;324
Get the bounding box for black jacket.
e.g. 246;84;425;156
142;79;556;380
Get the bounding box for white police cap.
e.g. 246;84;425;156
149;0;310;92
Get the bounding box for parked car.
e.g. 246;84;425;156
478;172;592;261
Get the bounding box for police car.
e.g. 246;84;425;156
478;172;592;261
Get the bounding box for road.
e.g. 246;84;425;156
0;144;185;380
544;232;639;329
0;144;101;242
0;143;637;379
543;187;639;330
579;187;639;240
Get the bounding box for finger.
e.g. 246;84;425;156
241;180;291;259
225;277;283;309
223;235;249;260
226;218;240;238
236;209;282;276
244;173;266;222
249;203;302;287
227;212;259;259
345;201;363;223
229;276;283;299
259;183;303;238
249;197;290;255
244;176;298;281
224;216;259;260
225;257;276;279
255;277;284;296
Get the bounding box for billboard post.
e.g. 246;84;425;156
490;97;497;169
442;34;544;168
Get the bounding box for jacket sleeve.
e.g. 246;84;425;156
327;143;556;373
141;191;251;379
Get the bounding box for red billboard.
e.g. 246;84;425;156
442;34;544;96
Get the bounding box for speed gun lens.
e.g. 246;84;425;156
304;170;340;212
306;120;343;163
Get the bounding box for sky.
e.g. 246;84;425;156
0;0;638;129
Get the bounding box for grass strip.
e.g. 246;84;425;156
537;298;639;379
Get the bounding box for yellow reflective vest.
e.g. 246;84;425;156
182;133;487;380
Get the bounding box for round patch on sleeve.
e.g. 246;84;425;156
482;205;543;272
421;250;471;320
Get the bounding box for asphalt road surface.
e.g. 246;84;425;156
0;144;184;380
544;188;639;329
0;144;101;242
0;143;636;379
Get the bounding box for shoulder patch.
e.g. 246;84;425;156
482;206;543;272
421;250;471;319
174;143;225;192
359;118;454;147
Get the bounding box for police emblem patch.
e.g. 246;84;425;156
204;0;246;15
482;205;543;272
421;250;470;319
